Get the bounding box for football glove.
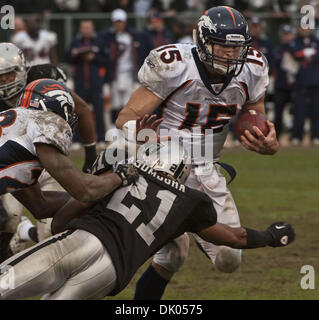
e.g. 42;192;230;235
82;144;98;173
27;64;68;83
89;148;131;176
89;149;113;176
113;162;139;187
266;222;295;247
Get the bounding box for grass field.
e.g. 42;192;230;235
94;145;319;300
28;145;319;300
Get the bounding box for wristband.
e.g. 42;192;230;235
83;142;97;147
84;144;97;164
244;228;273;249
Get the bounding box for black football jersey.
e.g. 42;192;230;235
0;64;67;111
68;161;217;295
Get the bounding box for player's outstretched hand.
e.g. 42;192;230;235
136;114;162;143
113;163;139;187
266;222;295;247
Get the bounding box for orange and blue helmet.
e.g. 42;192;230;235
193;6;252;93
18;78;77;128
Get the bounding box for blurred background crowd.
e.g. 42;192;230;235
1;0;319;148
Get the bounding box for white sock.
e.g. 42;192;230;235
18;221;34;241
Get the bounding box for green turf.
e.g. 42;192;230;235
104;146;319;300
26;146;319;300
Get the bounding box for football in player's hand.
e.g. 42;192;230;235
234;110;269;140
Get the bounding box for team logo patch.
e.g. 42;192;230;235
198;14;217;35
280;235;288;245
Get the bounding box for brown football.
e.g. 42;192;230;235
234;110;269;140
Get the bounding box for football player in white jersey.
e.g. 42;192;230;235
0;78;129;205
0;43;99;261
11;16;58;66
116;6;279;299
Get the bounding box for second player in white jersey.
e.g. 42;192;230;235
0;107;71;195
12;30;57;66
138;43;269;163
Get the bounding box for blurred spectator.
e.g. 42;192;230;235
12;0;56;14
247;0;277;14
10;17;26;40
134;0;152;15
249;16;275;113
101;0;134;12
188;0;206;12
66;20;107;146
100;9;152;123
289;26;319;146
54;0;80;12
272;25;296;139
272;0;299;17
249;17;275;73
145;13;174;48
12;16;58;66
171;20;193;44
150;0;188;17
81;0;113;12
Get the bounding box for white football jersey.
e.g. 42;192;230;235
138;43;269;164
12;30;57;66
0;107;72;194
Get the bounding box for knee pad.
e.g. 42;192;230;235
153;233;190;273
215;246;241;273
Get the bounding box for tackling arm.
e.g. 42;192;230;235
36;143;122;202
197;221;295;249
12;182;70;220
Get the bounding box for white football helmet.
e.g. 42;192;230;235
137;140;192;184
0;43;27;101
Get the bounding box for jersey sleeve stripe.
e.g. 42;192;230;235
239;81;249;102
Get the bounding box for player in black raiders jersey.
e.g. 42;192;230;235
0;42;99;261
0;140;294;300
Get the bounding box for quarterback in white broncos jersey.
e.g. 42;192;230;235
116;6;279;299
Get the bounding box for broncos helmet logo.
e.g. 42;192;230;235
197;14;217;40
43;89;74;122
19;79;76;126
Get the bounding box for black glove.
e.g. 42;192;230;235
82;144;98;173
113;162;139;187
89;149;113;175
266;222;295;247
27;64;67;83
